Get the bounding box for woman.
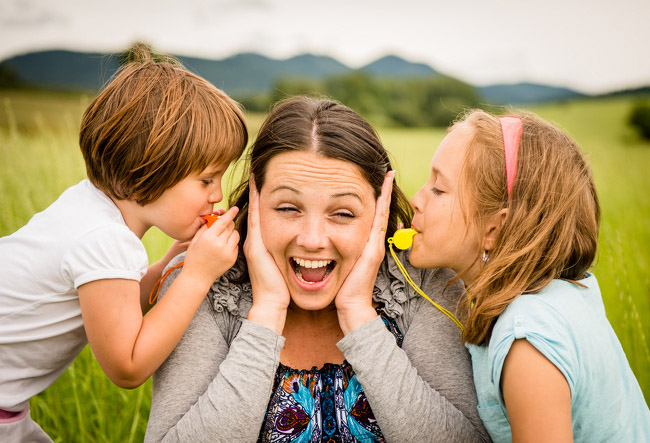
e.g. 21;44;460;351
408;109;650;442
145;97;490;442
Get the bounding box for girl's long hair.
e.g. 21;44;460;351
458;110;600;346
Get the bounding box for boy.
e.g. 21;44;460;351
0;46;247;441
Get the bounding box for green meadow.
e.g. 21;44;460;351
1;89;648;441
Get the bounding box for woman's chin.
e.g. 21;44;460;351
288;293;337;312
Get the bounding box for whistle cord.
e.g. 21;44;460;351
149;261;185;305
387;238;464;331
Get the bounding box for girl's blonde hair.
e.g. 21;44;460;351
456;110;600;345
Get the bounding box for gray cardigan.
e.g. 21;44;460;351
145;250;490;443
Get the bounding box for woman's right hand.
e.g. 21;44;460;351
244;176;290;334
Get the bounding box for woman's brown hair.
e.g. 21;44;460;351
456;110;600;345
229;95;413;256
79;44;248;205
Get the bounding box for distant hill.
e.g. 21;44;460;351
602;85;650;97
360;55;437;77
0;49;587;105
478;82;586;105
0;50;120;91
178;52;351;94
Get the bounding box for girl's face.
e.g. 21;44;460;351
258;150;376;312
409;124;482;281
144;164;226;241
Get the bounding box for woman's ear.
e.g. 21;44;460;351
483;208;508;251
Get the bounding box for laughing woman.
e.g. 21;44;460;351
145;97;490;443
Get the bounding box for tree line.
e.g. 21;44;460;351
237;71;482;128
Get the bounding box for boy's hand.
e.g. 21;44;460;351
182;206;240;285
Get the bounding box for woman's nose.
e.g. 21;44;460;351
296;217;328;250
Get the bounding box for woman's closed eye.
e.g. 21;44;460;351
333;211;355;219
431;187;444;195
275;205;299;213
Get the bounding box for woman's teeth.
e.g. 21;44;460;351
293;258;332;268
292;257;334;283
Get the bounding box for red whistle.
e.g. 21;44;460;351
202;213;220;228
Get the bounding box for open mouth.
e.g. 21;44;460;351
291;257;336;284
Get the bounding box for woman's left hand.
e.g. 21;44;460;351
336;171;394;334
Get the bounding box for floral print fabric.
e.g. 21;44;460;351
258;309;403;443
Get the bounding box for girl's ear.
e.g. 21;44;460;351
483;208;508;251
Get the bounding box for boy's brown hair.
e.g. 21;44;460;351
79;45;248;205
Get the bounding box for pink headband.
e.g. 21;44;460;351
499;116;522;196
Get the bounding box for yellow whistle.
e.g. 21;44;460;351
390;228;418;250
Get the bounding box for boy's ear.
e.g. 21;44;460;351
483;208;508;251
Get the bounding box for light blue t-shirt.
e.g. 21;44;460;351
468;274;650;442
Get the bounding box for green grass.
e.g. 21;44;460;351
1;90;648;441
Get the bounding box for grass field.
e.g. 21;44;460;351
1;89;648;441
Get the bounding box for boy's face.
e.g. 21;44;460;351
145;164;226;241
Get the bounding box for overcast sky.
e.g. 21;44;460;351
1;0;648;94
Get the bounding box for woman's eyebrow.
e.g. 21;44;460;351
332;192;363;202
270;186;363;203
269;185;301;195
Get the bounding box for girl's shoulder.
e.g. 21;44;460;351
488;274;602;384
500;273;601;325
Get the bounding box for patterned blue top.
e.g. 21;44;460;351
258;309;403;442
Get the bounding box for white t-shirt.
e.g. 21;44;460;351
0;180;148;410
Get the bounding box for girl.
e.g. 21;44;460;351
408;109;650;442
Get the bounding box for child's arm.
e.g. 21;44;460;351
502;339;573;442
78;207;239;389
139;240;190;315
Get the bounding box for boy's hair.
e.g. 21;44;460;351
456;109;600;346
79;45;248;205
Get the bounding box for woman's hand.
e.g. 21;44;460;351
244;176;290;334
336;171;394;334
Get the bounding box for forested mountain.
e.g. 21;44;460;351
1;49;584;105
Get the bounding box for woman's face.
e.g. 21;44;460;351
409;124;482;280
258;150;376;312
